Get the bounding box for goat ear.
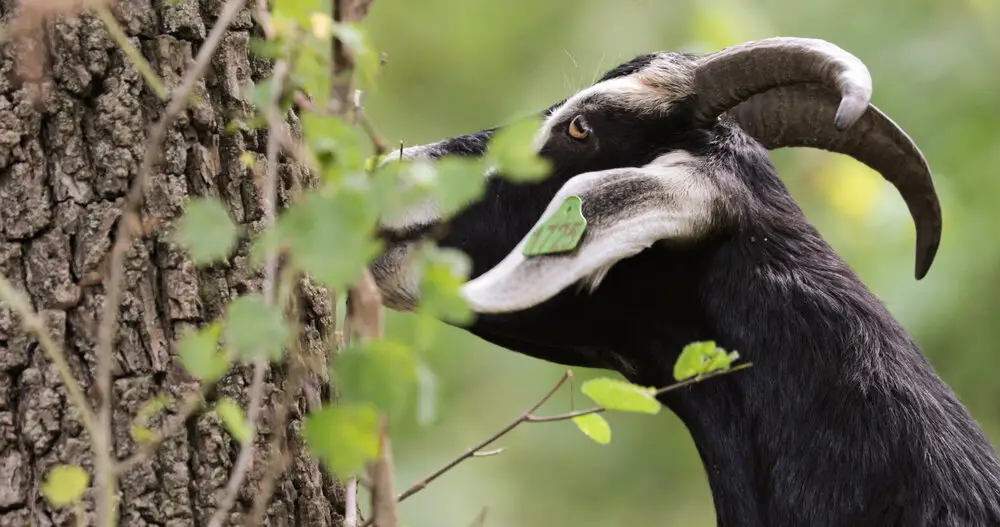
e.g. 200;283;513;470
461;152;718;313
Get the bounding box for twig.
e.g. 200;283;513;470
205;57;290;527
0;274;99;440
247;274;311;527
358;110;388;157
344;478;359;527
357;373;575;527
341;269;389;526
92;0;248;523
346;270;383;342
392;371;573;506
524;363;754;423
359;362;756;523
115;389;209;474
369;416;398;527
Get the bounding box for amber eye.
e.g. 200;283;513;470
567;115;591;140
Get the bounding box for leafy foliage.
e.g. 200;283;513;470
581;378;661;414
172;198;238;265
333;338;419;420
178;322;231;383
486;116;551;182
41;465;90;508
573;413;611;445
130;393;171;445
673;341;740;381
216;398;252;444
304;403;382;480
223;295;291;362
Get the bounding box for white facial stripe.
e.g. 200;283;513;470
534;76;647;150
535;54;694;152
461;150;716;314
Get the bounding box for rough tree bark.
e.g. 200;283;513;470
0;1;346;525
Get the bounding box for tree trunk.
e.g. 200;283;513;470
0;1;346;525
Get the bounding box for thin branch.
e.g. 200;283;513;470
114;389;209;474
364;362;756;521
392;371;573;505
206;57;290;527
523;408;602;423
358;111;388;156
92;0;248;523
344;478;360;527
0;274;99;439
653;363;754;396
524;363;755;423
369;416;398;527
247;274;311;527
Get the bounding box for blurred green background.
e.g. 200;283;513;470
357;0;1000;525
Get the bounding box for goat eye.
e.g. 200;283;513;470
567;115;591;140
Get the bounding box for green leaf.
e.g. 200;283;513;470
223;295;291;362
41;465;90;508
173;198;238;265
179;322;231;383
215;398;252;444
131;425;157;445
249;36;285;61
487;116;551;182
304;403;381;480
573;413;611;444
581;378;660;414
418;246;474;324
243;77;280;112
432;156;489;217
130;393;171;444
276;190;383;291
302;111;361;177
673;341;740;381
333;338;418;419
135;393;170;422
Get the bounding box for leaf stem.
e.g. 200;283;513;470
365;361;755;523
385;370;574;512
205;55;290;527
114;389;210;475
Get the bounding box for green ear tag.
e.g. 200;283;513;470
522;195;588;257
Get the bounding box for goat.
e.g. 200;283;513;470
370;37;1000;526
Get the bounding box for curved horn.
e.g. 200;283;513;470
727;85;941;279
692;37;873;129
693;37;942;279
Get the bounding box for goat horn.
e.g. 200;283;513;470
692;37;942;280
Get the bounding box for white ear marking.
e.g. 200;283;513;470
461;150;717;314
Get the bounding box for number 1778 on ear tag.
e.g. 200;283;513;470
522;195;588;257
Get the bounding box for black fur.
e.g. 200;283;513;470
380;54;1000;526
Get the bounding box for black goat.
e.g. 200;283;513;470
371;37;1000;526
